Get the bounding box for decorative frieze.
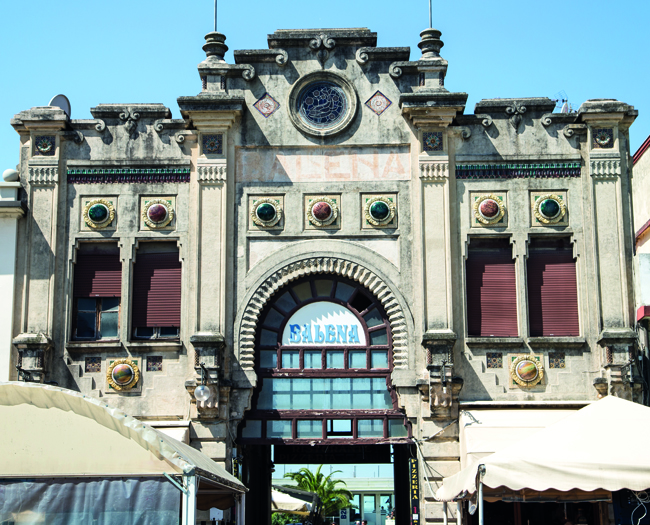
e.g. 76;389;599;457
456;162;581;180
67;167;190;184
28;166;58;185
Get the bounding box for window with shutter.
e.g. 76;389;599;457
132;247;181;339
72;245;121;340
466;239;518;337
527;240;579;337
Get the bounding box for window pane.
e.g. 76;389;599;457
314;280;333;297
297;420;322;438
326;351;344;369
241;420;262;438
304;350;321;369
260;329;278;346
256;378;393;410
260;351;277;368
352;495;361;520
349;350;367;368
327;419;352;438
263;308;284;329
334;282;355;302
159;327;179;337
371;350;388;369
274;292;296;313
364;495;377;514
101;298;120;312
358;419;384;438
281;350;300;369
134;327;154;338
293;282;312;302
77;298;96;311
77;312;96;338
267;420;292;438
369;328;388;346
363;308;383;328
100;311;118;338
388;419;408;437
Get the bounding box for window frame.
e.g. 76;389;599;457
72;297;120;341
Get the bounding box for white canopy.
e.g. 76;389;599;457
0;382;245;493
436;396;650;501
272;489;312;516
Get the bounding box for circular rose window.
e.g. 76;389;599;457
288;72;358;137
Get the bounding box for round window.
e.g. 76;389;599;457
288;72;357;137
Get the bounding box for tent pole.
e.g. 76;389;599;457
182;473;198;525
457;501;462;525
443;502;448;525
478;481;484;525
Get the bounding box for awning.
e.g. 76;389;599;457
437;396;650;501
272;489;312;516
459;408;577;469
0;382;245;494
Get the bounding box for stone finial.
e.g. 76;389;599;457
418;28;444;59
203;32;228;62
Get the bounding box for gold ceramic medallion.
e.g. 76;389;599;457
533;194;566;225
364;196;396;227
473;194;506;225
510;355;544;388
251;197;283;228
83;199;115;229
106;358;140;391
142;198;174;229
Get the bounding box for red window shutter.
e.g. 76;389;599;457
527;250;579;336
466;251;518;337
132;252;181;327
73;253;122;297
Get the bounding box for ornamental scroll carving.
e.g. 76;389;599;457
239;258;409;370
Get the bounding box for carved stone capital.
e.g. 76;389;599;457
27;166;58;186
590;158;621;180
419;162;449;180
12;332;52;383
197;163;227;183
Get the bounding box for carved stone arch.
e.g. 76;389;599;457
239;257;409;370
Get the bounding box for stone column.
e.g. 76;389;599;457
0;174;24;381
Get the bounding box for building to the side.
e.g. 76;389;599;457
6;23;642;525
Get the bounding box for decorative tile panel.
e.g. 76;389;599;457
486;352;503;369
248;195;284;231
85;356;102;373
456;163;581;180
592;128;614;149
147;356;163;372
549;352;566;369
81;197;117;231
106;358;141;393
509;354;544;389
530;191;568;227
362;194;397;229
471;192;507;228
140;196;176;231
304;195;341;230
202;134;223;155
365;91;392;116
253;93;281;118
34;135;56;156
423;131;443;152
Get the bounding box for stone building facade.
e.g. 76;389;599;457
7;25;640;525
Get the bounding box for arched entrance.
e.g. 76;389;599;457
238;274;413;525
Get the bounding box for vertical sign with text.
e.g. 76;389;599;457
409;457;420;525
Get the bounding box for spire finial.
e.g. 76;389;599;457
214;0;217;32
429;0;432;29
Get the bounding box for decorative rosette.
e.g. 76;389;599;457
510;355;543;388
307;197;338;227
83;199;115;229
533;194;566;224
473;194;506;225
364;196;396;226
107;358;140;391
142;199;174;229
251;198;283;228
593;128;613;148
35;136;54;155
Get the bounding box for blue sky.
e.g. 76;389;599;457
1;0;647;171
